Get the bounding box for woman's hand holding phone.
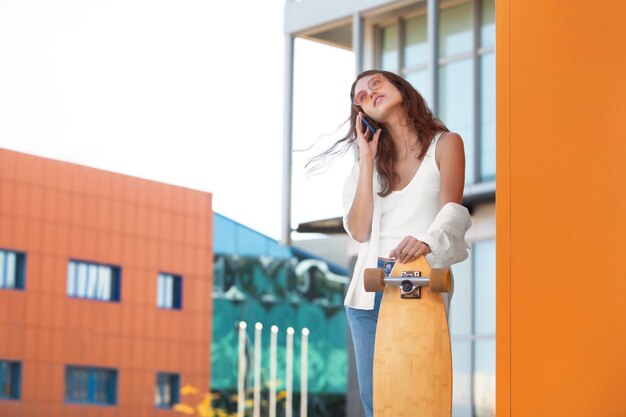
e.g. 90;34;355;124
356;112;381;163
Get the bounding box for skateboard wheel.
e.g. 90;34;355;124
364;268;385;292
429;268;451;293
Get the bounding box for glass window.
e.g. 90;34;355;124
480;53;496;180
157;273;183;309
438;59;475;184
481;0;495;48
474;339;496;417
0;360;21;400
65;366;117;405
381;24;398;72
67;260;121;302
474;240;496;334
404;16;428;68
405;69;431;108
451;341;472;417
155;373;180;408
0;249;26;290
450;255;472;336
439;2;473;58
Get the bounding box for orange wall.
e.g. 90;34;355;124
497;1;626;416
0;149;213;417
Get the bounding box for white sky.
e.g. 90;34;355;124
0;0;355;241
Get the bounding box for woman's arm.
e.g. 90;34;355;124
345;159;375;242
344;112;381;242
437;132;465;206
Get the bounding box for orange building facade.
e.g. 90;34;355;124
497;1;626;415
0;149;213;416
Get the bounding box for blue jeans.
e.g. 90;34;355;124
345;291;383;417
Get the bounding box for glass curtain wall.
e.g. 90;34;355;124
450;241;496;417
377;0;495;184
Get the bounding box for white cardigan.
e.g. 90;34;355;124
342;160;472;310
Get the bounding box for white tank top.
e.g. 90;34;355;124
378;132;443;258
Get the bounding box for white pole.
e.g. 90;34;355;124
286;327;294;417
270;325;278;417
253;322;263;417
237;321;247;417
300;328;309;417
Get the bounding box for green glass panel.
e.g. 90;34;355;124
474;240;496;334
438;59;475;183
210;299;241;390
381;24;398;72
480;53;496;180
404;16;428;67
481;0;495;48
452;341;472;417
450;255;472;337
439;2;473;58
473;339;496;417
405;69;431;108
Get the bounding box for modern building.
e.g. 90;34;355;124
211;213;350;416
283;1;496;416
0;149;213;416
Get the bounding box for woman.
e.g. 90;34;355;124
310;70;471;416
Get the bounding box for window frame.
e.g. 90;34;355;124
157;272;183;310
0;249;27;291
155;372;181;408
64;365;118;406
67;259;121;302
0;360;22;400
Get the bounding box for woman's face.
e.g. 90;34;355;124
353;73;403;121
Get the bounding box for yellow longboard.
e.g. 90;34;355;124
364;256;452;417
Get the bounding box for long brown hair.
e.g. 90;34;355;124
306;70;448;196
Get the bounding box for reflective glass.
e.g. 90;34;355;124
452;341;472;417
474;240;496;334
405;69;431;107
7;253;16;287
67;261;76;295
87;264;98;298
0;251;20;289
0;251;5;287
481;0;495;48
381;24;398;72
439;2;473;58
67;261;119;301
438;59;475;183
474;339;496;417
157;273;181;309
450;256;472;336
76;263;87;297
404;16;428;67
480;53;496;180
99;266;111;300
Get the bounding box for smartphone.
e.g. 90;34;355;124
361;116;377;136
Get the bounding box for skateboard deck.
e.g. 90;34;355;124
364;256;452;417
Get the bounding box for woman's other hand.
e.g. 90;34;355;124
389;236;431;264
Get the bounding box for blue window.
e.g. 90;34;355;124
67;260;121;302
65;366;117;405
0;360;21;400
155;372;180;408
157;273;182;309
0;249;26;290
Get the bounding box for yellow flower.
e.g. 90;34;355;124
181;385;200;396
